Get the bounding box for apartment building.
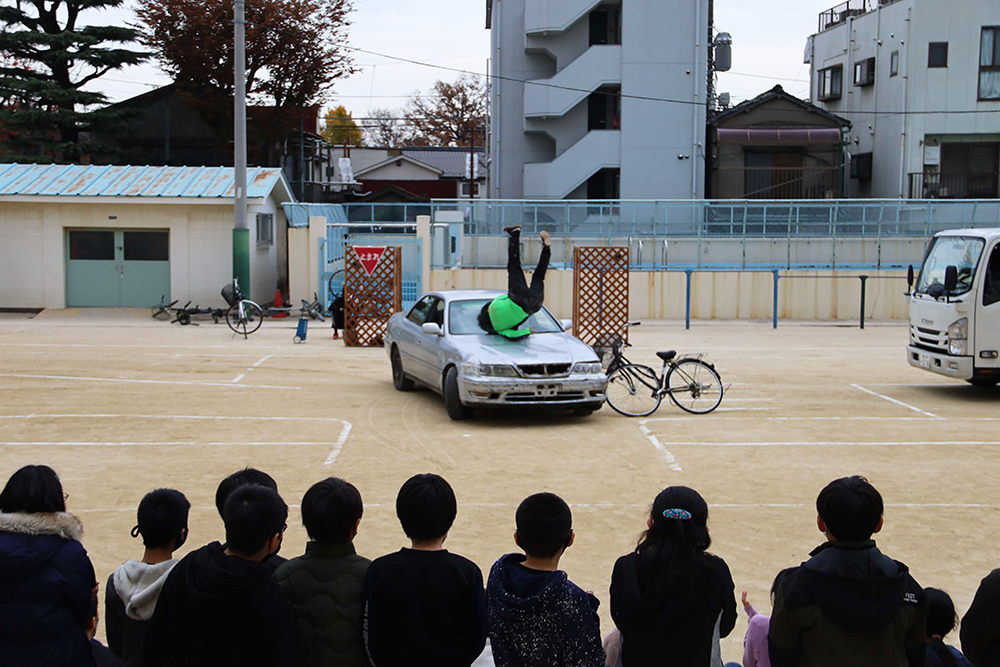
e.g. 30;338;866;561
486;0;710;200
807;0;1000;198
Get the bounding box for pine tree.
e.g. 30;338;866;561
0;0;146;163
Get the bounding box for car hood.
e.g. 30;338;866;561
451;332;599;365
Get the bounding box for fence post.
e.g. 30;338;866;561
772;269;779;329
859;275;868;329
685;269;693;330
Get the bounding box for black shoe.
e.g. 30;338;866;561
503;225;522;236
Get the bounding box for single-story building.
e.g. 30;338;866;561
0;164;293;310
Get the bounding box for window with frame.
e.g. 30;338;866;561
854;57;875;86
928;42;948;68
256;213;273;247
890;50;899;76
460;182;480;196
980;27;1000;100
818;65;843;100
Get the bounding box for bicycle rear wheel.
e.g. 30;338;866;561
226;301;264;336
606;364;662;417
666;358;723;414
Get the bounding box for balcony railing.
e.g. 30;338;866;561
714;167;841;200
908;172;1000;199
818;0;900;32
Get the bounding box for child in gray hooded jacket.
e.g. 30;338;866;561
105;489;190;667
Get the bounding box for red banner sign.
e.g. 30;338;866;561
353;246;387;276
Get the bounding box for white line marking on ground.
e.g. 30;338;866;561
0;414;351;423
69;501;999;512
0;373;300;390
323;421;354;466
0;442;342;447
230;374;246;383
636;419;682;471
851;383;939;418
653;441;999;447
251;355;272;368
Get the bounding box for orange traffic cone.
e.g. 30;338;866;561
273;289;287;318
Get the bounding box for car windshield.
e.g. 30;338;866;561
449;299;563;335
915;236;984;297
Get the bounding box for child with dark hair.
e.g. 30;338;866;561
768;475;927;667
609;485;737;666
365;473;486;667
487;492;605;667
274;477;371;667
922;588;973;667
0;464;98;667
143;485;295;667
477;225;552;338
106;488;190;667
962;569;1000;667
214;468;286;571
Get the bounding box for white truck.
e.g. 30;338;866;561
907;228;1000;386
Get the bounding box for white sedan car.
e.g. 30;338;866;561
385;290;608;420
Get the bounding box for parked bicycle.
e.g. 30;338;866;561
595;322;724;416
221;279;325;337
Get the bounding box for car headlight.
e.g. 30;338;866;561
479;364;519;377
948;318;968;355
459;357;481;376
572;361;604;375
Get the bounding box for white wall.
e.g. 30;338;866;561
0;199;276;310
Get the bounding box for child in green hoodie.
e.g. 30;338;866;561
478;226;552;338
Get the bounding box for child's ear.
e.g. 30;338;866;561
646;517;653;529
353;517;361;538
566;530;575;548
873;516;884;534
513;531;520;548
816;514;827;534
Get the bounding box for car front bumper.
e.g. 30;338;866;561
458;373;607;406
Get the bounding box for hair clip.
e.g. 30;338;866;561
662;508;693;520
131;525;141;538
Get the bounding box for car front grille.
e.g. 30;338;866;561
518;363;571;377
910;324;947;353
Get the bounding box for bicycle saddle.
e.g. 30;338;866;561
656;350;677;361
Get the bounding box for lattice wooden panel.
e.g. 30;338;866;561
344;246;402;347
573;246;630;348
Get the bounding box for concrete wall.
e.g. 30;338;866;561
428;268;908;321
286;216;326;306
0;199;282;310
809;0;1000;198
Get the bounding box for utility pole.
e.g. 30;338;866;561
233;0;250;294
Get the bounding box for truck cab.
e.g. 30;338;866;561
907;228;1000;386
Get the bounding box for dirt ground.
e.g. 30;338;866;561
1;309;998;660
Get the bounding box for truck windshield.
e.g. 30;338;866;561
915;236;984;296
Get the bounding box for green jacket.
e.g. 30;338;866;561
488;295;531;339
273;542;371;667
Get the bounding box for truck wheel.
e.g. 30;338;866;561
444;367;474;421
968;377;1000;387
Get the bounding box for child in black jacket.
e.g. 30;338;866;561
487;492;605;667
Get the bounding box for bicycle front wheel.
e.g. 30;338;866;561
606;364;662;417
666;359;723;414
226;301;264;336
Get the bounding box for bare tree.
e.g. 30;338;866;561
362;108;409;147
403;74;487;147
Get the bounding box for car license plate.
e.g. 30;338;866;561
536;384;558;397
919;353;932;369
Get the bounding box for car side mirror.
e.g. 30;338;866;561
944;265;958;294
560;319;573;331
906;265;914;295
421;322;443;336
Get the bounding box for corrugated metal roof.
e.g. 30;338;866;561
0;164;291;199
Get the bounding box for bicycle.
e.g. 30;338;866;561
222;278;264;338
596;322;724;416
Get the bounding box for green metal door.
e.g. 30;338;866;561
66;229;170;307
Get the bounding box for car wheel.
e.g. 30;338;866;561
391;347;415;391
444;366;474;421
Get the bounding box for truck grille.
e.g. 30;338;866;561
518;363;571;377
910;324;947;353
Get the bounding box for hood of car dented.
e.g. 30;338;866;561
451;332;599;365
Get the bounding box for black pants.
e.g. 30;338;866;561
507;231;550;314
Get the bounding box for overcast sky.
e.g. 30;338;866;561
88;0;839;118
